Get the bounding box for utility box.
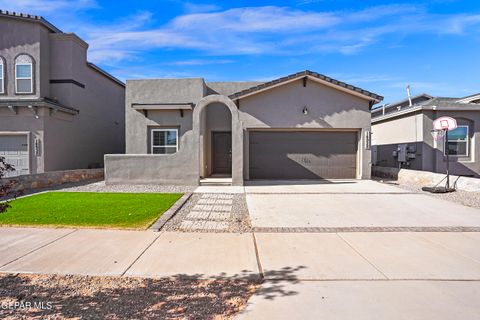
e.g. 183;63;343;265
397;144;407;162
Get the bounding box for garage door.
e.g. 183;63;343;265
249;131;357;179
0;135;30;177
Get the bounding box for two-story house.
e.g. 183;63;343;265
0;11;125;177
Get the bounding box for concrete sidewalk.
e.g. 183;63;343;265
0;228;260;278
237;280;480;320
2;227;480;319
2;228;480;281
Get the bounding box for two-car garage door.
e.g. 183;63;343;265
249;131;357;179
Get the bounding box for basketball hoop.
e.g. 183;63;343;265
433;116;457;131
423;116;458;193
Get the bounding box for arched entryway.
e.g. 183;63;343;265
193;95;243;186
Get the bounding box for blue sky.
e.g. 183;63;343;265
1;0;479;104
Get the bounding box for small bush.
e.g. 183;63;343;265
0;156;16;213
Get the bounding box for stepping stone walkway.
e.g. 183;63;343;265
180;193;234;231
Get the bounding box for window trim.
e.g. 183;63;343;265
444;125;469;157
15;61;33;94
0;58;4;94
150;128;179;154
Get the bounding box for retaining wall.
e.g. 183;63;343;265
372;166;480;192
1;168;104;193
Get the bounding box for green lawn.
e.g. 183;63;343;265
0;192;183;229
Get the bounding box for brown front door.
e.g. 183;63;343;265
212;132;232;174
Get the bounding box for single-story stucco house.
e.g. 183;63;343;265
105;70;383;186
0;11;125;177
371;92;480;177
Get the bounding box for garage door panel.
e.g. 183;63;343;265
249;131;357;179
0;135;30;177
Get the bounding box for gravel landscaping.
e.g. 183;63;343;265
376;178;480;209
162;193;252;233
0;273;260;319
58;181;196;194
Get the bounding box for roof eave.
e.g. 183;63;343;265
228;70;383;104
372;104;480;123
0;99;79;115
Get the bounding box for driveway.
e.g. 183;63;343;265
246;180;480;229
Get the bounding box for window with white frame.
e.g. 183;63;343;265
151;129;178;154
0;58;4;94
445;125;469;156
15;54;33;94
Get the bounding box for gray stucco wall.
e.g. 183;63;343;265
111;78;205;185
204;103;231;176
0;19;45;98
107;76;374;185
0;108;45;173
372;110;480;177
45;34;125;171
125;79;205;154
239;79;372;179
425;110;480;177
0;17;125;174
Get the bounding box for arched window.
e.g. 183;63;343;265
0;58;4;94
15;54;33;94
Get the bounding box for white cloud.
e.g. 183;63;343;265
82;4;480;63
182;2;221;13
171;6;339;32
4;2;479;64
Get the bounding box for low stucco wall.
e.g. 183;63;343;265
104;154;198;185
372;166;480;192
1;168;104;193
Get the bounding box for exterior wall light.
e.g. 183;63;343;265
302;106;308;115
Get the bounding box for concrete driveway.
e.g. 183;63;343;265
246;180;480;229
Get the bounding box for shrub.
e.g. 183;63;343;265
0;156;16;213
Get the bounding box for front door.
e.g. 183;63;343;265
212;132;232;175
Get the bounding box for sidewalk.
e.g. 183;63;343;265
1;227;480;319
0;228;259;278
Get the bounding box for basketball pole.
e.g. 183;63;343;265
445;129;450;190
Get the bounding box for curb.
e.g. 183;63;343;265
149;192;192;232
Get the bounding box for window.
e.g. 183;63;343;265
15;54;33;94
445;125;469;156
151;129;178;154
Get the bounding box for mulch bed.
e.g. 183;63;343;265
0;273;261;320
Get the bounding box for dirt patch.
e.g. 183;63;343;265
0;273;260;319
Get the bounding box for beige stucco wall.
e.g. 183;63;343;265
371;112;424;169
372;112;423;145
